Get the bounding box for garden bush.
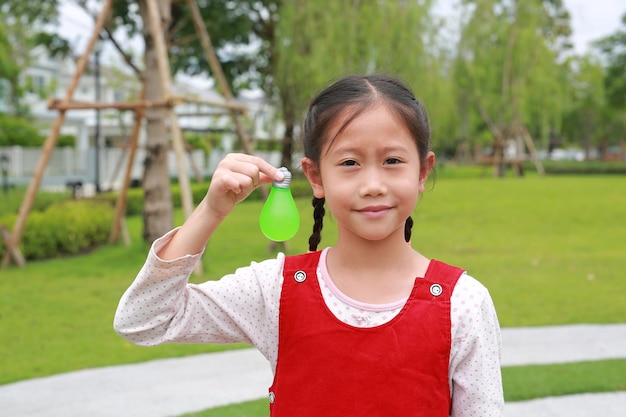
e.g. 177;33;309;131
0;187;72;217
0;199;113;261
0;114;45;146
522;160;626;175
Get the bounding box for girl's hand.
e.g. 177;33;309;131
157;154;283;260
205;153;284;220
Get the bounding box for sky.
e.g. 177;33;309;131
562;0;624;54
56;0;625;61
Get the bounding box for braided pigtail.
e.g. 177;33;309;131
404;216;414;243
308;197;326;252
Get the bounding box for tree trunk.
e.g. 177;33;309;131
280;86;296;171
281;120;294;171
492;135;506;178
138;0;173;243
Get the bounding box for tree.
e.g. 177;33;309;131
560;55;606;159
594;13;626;110
454;0;572;175
274;0;438;168
592;12;626;159
0;0;70;115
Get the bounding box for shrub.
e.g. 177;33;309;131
0;114;45;147
0;187;72;217
93;189;144;216
0;199;113;261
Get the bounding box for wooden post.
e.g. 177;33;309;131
1;226;26;268
110;87;146;244
2;0;115;266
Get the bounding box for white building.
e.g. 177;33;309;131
0;46;282;191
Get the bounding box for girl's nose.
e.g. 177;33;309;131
358;168;388;197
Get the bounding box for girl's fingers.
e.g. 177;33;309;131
206;154;286;217
227;154;284;184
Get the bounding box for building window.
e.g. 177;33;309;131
114;89;125;102
30;75;46;93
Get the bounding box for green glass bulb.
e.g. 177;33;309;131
259;167;300;242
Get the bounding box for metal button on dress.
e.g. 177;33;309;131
269;391;275;403
294;270;306;282
430;283;443;297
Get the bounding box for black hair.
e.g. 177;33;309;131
303;74;432;252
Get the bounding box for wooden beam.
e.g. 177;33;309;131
110;87;146;244
48;97;246;112
177;111;231;117
48;98;171;111
171;95;247;112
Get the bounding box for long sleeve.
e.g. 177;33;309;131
449;275;504;416
113;228;285;362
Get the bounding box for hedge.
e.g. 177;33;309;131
521;160;626;175
0;199;113;262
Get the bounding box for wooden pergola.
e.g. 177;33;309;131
1;0;256;268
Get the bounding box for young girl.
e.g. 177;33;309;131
114;74;504;416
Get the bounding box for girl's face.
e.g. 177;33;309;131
303;104;434;244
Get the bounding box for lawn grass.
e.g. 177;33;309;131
1;172;625;402
501;359;626;402
180;399;269;417
415;174;626;326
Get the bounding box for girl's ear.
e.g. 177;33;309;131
418;151;436;193
301;157;325;198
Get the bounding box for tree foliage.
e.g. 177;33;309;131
594;13;626;109
454;0;573;173
0;113;44;146
0;0;70;115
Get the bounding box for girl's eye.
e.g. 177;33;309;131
341;160;358;166
385;158;401;165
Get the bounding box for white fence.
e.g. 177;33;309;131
0;146;284;192
0;146;206;191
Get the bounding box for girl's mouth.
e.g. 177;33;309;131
357;205;392;219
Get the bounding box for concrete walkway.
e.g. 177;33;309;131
1;324;625;417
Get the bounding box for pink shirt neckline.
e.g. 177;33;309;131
317;248;409;313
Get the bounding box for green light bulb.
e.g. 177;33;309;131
259;167;300;242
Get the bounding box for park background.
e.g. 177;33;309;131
1;0;626;415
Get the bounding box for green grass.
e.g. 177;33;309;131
1;172;625;407
180;399;269;417
416;175;626;326
502;359;626;402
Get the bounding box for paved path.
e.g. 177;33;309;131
1;324;625;417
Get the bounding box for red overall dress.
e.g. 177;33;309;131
269;251;464;417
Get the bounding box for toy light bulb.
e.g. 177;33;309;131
259;167;300;242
